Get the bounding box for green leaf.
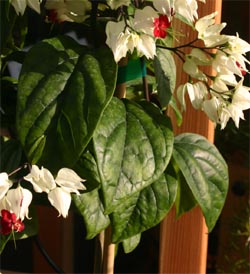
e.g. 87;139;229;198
0;138;23;173
153;48;176;109
111;172;177;242
74;147;101;192
122;233;141;253
173;133;229;231
72;190;110;239
93;98;174;213
168;159;197;217
16;36;117;171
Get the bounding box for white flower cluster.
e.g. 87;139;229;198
106;0;205;62
177;12;250;129
0;166;86;222
8;0;250;129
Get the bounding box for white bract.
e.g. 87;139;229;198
10;0;41;15
5;185;33;221
45;0;91;22
24;165;86;218
202;80;250;129
107;0;130;10
195;12;228;47
55;168;86;194
24;165;56;193
0;173;13;200
106;19;156;63
48;187;72;218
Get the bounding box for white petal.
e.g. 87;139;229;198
5;185;32;220
202;97;220;123
27;0;41;14
176;84;187;111
55;168;86;193
48;187;71;218
0;173;13;200
153;0;172;16
10;0;27;15
24;165;56;193
136;34;156;59
133;6;157;35
19;188;33;220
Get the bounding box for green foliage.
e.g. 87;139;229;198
173;133;229;231
153;48;176;109
16;36;117;171
1;32;229;253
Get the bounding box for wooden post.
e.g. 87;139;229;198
159;1;222;273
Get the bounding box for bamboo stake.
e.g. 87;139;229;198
159;1;222;273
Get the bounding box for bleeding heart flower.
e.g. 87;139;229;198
0;209;25;235
153;15;171;38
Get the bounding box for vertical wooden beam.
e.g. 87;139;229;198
159;1;222;273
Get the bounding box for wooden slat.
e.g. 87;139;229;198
159;1;222;273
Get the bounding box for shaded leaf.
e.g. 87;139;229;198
72;190;110;239
122;233;141;253
153;48;176;108
173;133;229;231
0;138;23;173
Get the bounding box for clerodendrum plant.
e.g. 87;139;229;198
0;0;249;260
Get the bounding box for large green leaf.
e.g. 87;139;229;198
153;48;176;109
111;171;177;242
93;97;174;213
72;189;110;240
16;36;117;171
173;133;229;231
0;138;23;173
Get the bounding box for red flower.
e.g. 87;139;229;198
153;15;171;38
0;209;25;235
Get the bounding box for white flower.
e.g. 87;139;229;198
136;34;156;59
106;21;128;62
203;80;250;129
10;0;41;15
183;58;207;81
45;0;91;23
177;82;208;111
174;0;199;23
106;19;156;62
154;0;202;24
5;185;33;221
226;34;250;55
195;12;228;47
153;0;172;19
48;168;86;217
55;168;86;194
24;165;56;193
202;96;221;124
212;51;244;79
133;6;158;36
48;187;72;218
0;173;13;200
226;81;250;128
107;0;130;10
